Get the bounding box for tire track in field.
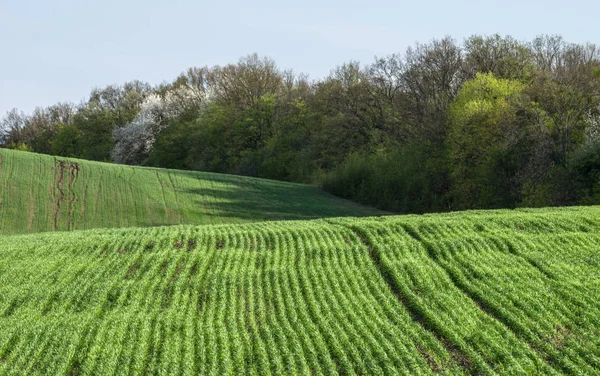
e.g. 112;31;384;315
166;171;183;224
92;168;103;226
118;166;132;228
399;224;563;375
0;332;20;370
52;158;65;232
1;152;16;231
339;224;476;375
125;168;141;228
486;235;600;371
498;236;556;280
156;171;171;225
67;162;80;231
27;158;36;231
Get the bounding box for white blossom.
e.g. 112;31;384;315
111;85;210;164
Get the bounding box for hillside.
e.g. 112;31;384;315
1;207;599;374
0;148;384;235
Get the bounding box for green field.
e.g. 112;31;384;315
0;148;384;235
1;206;599;375
1;149;600;374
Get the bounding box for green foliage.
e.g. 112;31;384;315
51;125;82;157
448;73;537;209
6;142;32;152
72;106;123;161
320;143;451;213
29;129;56;155
3;35;600;214
254;99;317;182
462;34;535;80
528;76;592;167
148;119;195;170
571;139;600;202
180;102;239;173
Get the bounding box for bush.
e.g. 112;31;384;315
571;140;600;204
319;144;451;213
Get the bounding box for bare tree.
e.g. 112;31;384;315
88;81;153;124
367;54;408;139
401;36;463;141
462;34;531;80
529;36;600;166
1;109;29;145
210;54;283;109
172;66;213;109
530;35;565;73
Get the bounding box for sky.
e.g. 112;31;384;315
1;0;599;116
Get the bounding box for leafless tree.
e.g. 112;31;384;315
210;54;283;109
462;34;531;80
1;109;29;145
401;36;463;141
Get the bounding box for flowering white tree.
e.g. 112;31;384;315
111;85;210;164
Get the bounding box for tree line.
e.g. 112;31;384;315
2;34;600;213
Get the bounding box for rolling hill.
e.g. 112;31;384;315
0;148;384;235
1;207;599;374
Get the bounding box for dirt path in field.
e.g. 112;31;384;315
156;172;170;224
52;159;80;231
166;171;183;224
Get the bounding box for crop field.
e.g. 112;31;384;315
0;148;383;235
1;207;599;375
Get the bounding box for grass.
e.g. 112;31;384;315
0;148;384;235
1;206;599;374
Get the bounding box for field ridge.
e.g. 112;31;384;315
400;225;563;373
338;222;476;373
0;148;384;235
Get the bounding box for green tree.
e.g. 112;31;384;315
73;106;124;161
51;125;82;157
448;73;536;208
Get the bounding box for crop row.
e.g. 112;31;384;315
332;208;600;374
0;221;456;375
1;207;599;374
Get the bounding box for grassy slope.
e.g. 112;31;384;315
1;207;599;375
0;148;383;235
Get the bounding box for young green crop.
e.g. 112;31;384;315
1;202;599;374
0;220;456;375
0;148;384;235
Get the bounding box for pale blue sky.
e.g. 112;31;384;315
1;0;598;116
